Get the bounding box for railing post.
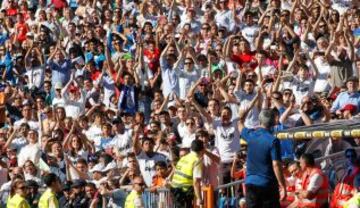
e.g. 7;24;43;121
200;185;214;208
207;185;214;208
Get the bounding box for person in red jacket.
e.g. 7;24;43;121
283;161;302;208
295;153;329;208
330;148;360;208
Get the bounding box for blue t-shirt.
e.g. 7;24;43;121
272;123;294;160
241;127;281;187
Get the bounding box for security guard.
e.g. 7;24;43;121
125;176;145;208
39;173;61;208
7;179;30;208
171;139;205;207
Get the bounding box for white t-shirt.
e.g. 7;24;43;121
85;125;102;142
52;97;65;108
181;130;196;148
313;57;331;93
14;119;39;131
241;24;260;50
215;10;232;29
176;67;200;100
177;122;187;139
291;77;315;104
213;120;240;163
136;151;168;187
63;91;86;119
254;64;276;84
25;66;44;89
235;91;260;128
17;143;41;167
10;137;28;152
99;75;116;107
111;131;133;155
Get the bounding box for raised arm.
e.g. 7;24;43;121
105;44;115;70
299;102;312;126
238;90;260;132
132;125;142;155
24;46;33;68
4;128;19;150
344;31;355;62
305;52;319;80
190;96;213;124
61;73;74;98
155;94;170;114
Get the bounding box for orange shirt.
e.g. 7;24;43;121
152;175;166;187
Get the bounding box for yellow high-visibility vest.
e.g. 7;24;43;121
7;194;30;208
171;152;200;189
124;190;142;208
38;188;59;208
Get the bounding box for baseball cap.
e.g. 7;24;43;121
90;163;105;173
341;104;357;114
54;82;62;90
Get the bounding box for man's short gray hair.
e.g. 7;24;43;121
259;109;275;128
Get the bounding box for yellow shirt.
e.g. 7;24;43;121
7;194;30;208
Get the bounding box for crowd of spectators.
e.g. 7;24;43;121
0;0;359;207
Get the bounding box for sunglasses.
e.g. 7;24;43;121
17;186;27;190
135;182;145;186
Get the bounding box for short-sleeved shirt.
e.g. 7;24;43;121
241;127;281;187
213;120;241;163
47;59;72;86
136;151;168;187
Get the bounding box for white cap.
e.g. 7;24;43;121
103;161;117;172
54;82;63;90
90;163;105;173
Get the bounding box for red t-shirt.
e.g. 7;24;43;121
51;0;68;9
90;70;102;81
15;22;28;42
231;51;257;69
6;8;17;16
144;48;160;72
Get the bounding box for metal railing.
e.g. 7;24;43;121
139;180;245;208
142;188;172;208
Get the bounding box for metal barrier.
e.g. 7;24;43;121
214;180;245;208
139;184;235;208
142;188;172;208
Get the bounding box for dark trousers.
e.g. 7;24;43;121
170;187;194;208
245;184;280;208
